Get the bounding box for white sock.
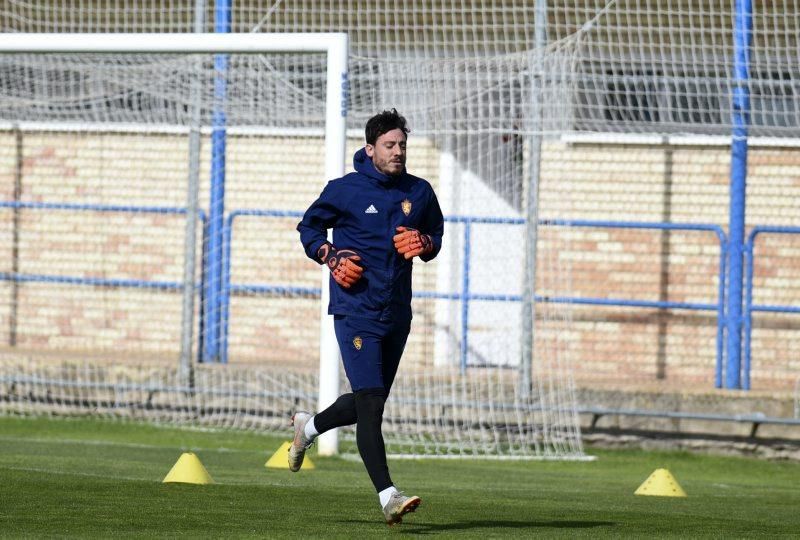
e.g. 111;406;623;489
378;486;398;508
304;416;319;440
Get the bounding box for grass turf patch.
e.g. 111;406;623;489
1;416;798;538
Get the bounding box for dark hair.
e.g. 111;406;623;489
365;108;410;145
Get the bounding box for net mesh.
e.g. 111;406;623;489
1;1;799;458
3;2;798;136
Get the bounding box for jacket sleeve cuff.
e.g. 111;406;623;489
308;239;330;264
419;235;442;262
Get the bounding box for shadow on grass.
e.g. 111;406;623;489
341;519;615;534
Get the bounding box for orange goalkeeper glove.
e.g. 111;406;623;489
317;242;363;288
393;226;433;260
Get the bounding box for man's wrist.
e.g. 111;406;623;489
419;233;433;254
316;242;334;264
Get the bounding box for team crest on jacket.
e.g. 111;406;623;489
401;199;412;216
353;336;362;350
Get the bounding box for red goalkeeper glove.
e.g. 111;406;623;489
317;242;363;288
393;226;433;260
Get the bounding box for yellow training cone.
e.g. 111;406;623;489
635;468;687;497
265;441;315;470
162;452;214;484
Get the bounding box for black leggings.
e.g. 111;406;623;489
312;387;392;492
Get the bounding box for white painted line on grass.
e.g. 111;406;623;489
0;434;264;454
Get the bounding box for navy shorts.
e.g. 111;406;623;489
333;314;411;393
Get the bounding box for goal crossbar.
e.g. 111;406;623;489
0;33;348;54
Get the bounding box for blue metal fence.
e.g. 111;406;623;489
201;0;232;364
744;226;800;390
220;210;730;378
219;209;315;364
1;201;798;389
0;201;206;289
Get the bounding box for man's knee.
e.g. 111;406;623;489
354;387;387;422
312;392;357;433
332;392;356;413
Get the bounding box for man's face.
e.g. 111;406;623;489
366;128;407;177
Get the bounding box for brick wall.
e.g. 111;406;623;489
0;130;797;391
0;130;441;373
538;141;800;390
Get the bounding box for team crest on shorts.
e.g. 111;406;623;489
353;336;362;350
401;199;412;216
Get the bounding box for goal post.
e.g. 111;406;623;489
0;32;347;454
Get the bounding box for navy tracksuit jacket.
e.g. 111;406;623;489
297;147;444;323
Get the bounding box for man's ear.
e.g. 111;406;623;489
365;144;374;158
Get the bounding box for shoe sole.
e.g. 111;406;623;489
385;496;421;526
288;413;307;472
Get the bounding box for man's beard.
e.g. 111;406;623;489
380;160;404;176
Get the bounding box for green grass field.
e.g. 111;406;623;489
1;416;798;538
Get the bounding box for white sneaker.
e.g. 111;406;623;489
288;411;314;472
382;491;421;525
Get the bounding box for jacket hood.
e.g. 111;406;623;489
353;147;405;185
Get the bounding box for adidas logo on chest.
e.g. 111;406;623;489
364;204;378;214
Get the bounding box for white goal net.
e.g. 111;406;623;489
0;26;585;459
